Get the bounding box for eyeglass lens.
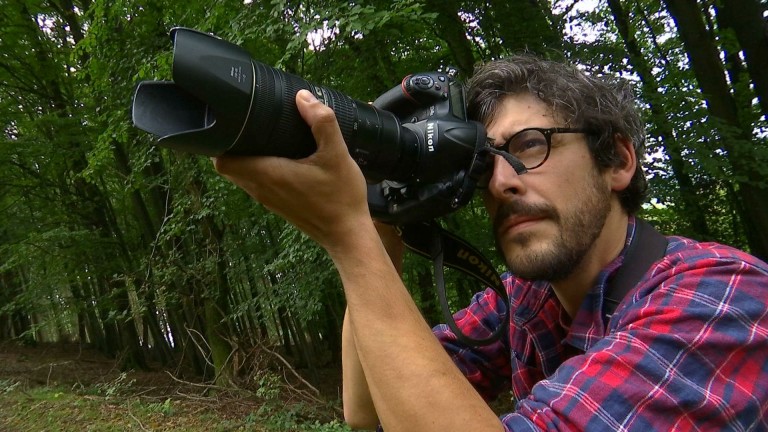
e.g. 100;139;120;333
476;129;549;188
504;129;550;170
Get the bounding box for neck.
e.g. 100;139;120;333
552;208;629;318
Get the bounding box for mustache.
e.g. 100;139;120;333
493;200;558;235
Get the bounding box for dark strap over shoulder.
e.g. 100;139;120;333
603;219;668;320
398;221;509;346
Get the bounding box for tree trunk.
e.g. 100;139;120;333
142;295;175;366
189;176;235;386
663;0;768;259
717;0;768;118
423;0;478;76
414;266;441;327
486;0;563;57
276;305;295;358
71;282;107;350
112;278;149;370
608;0;712;239
321;287;343;364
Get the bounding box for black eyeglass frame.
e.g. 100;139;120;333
490;127;594;171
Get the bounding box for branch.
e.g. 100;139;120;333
257;340;320;396
164;371;233;394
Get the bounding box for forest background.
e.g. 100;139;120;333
2;0;768;430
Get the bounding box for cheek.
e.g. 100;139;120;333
550;154;601;192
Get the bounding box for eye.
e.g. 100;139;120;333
506;130;547;155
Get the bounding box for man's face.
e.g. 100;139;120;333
483;94;613;282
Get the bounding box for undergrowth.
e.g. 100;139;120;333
0;371;352;432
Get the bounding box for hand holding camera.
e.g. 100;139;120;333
212;89;372;251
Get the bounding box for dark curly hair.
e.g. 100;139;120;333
466;54;648;214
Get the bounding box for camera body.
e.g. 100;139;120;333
132;28;490;224
367;72;487;223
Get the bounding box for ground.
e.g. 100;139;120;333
0;342;348;431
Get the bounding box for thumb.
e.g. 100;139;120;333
295;90;348;158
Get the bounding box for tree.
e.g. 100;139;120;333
606;0;713;239
662;0;768;260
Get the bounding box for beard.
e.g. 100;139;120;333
493;172;611;282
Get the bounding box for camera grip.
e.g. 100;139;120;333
373;73;451;120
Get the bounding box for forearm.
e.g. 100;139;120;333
342;222;404;429
332;222;503;432
342;308;379;429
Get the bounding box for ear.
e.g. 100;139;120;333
610;135;636;192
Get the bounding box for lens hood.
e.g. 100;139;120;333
132;28;255;156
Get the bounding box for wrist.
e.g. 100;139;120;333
325;218;391;269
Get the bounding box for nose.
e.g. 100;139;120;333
486;153;527;199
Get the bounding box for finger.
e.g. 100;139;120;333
212;154;259;178
211;154;289;192
295;90;347;157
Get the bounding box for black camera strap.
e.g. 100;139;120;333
398;221;510;346
603;218;668;321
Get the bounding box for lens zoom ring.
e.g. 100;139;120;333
275;73;313;145
324;90;357;146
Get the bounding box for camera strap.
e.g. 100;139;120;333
603;218;668;321
398;221;510;346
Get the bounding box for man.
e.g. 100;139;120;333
214;55;768;430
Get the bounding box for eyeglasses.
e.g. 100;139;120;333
477;127;592;187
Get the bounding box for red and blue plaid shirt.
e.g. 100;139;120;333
434;217;768;430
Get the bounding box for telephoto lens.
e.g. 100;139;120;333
132;28;420;183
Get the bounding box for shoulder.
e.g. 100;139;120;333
618;236;768;328
651;236;768;291
664;236;767;269
597;238;768;426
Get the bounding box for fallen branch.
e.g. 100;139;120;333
164;371;234;394
257;341;320;396
127;409;150;432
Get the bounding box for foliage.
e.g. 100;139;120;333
253;404;353;431
93;372;137;398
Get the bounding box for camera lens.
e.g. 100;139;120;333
227;61;420;183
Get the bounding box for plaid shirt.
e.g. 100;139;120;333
434;217;768;431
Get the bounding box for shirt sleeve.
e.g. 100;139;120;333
499;245;768;431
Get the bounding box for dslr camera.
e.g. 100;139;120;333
132;28;491;224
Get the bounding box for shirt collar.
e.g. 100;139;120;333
562;215;636;351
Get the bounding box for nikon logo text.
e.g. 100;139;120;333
457;248;498;282
426;122;436;152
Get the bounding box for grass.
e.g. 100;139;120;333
0;381;266;431
0;381;353;431
0;344;353;432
